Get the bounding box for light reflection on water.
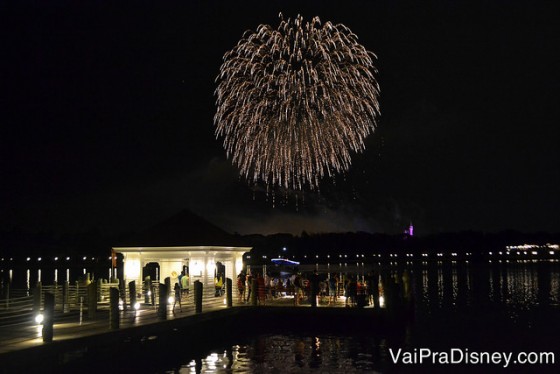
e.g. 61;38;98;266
416;261;560;313
171;335;383;374
170;261;560;373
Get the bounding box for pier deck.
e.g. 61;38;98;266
0;292;380;358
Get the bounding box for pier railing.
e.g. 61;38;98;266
0;275;391;330
0;293;34;325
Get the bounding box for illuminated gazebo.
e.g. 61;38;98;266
112;210;251;289
112;245;249;290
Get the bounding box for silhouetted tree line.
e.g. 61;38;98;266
1;227;559;262
244;230;560;263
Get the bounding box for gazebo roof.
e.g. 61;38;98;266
116;209;248;248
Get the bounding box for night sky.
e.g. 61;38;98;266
2;1;559;236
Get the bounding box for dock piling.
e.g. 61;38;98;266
42;292;54;342
88;281;97;319
110;287;120;329
194;280;202;314
158;283;168;319
226;278;232;307
129;280;136;310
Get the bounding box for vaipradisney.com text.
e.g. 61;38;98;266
389;348;555;368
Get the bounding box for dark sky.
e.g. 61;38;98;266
1;0;559;236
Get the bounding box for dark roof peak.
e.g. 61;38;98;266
120;209;246;247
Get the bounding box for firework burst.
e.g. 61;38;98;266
215;13;380;191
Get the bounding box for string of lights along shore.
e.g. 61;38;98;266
214;13;380;194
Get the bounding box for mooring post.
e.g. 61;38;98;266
109;287;120;329
42;292;54;343
88;280;97;319
164;277;171;299
194;280;203;314
251;279;257;306
129;280;136;310
226;278;233;307
158;283;168;319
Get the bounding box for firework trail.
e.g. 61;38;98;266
215;13;380;191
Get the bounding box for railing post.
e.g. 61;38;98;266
79;296;84;325
194;280;203;314
42;292;55;343
53;281;58;312
158;283;168;319
75;281;79;307
109;287;120;329
62;281;69;313
97;280;102;302
129;280;136;310
226;278;233;307
88;281;97;319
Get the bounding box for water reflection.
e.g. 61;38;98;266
413;261;560;314
170;261;560;373
173;335;381;374
3;261;559;310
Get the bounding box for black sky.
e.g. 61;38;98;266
1;0;559;236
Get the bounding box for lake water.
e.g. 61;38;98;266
4;260;560;372
158;260;560;373
168;334;385;373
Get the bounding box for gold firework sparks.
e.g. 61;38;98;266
215;13;380;191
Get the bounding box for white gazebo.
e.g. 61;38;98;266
112;245;250;289
111;209;251;289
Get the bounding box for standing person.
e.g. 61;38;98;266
349;276;358;307
257;273;266;305
173;282;182;313
372;270;380;309
215;274;224;297
309;270;320;306
181;271;189;297
328;274;337;305
178;271;184;290
246;272;253;302
293;273;302;305
365;271;374;306
344;276;350;307
237;271;246;303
